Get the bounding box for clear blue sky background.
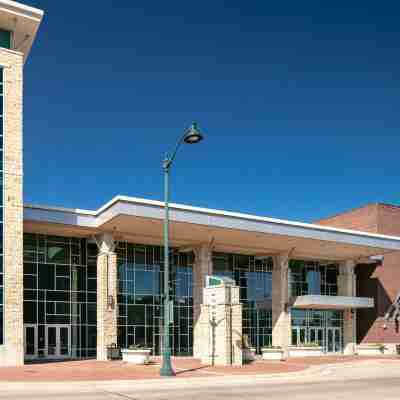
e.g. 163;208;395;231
22;1;400;222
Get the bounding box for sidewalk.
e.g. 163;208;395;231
0;355;398;382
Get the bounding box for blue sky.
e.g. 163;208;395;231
22;1;400;222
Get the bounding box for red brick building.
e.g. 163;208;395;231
317;203;400;345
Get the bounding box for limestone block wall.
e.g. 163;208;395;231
0;48;24;366
193;246;212;358
96;250;118;360
196;284;242;366
338;261;356;355
272;254;291;349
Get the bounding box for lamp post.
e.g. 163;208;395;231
160;122;204;377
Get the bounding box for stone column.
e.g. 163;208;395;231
193;245;212;359
338;260;356;355
272;253;291;350
96;233;118;361
197;282;242;366
0;51;24;366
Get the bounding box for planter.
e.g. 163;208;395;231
243;347;257;362
261;348;285;361
288;346;323;357
356;344;383;356
121;348;151;364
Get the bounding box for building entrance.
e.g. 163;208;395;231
24;324;72;360
45;325;71;359
291;309;343;353
326;327;341;353
291;325;342;353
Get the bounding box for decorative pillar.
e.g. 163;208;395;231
197;280;242;366
338;260;356;355
96;233;118;361
0;52;24;366
272;253;291;350
193;245;212;358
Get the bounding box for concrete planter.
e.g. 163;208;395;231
261;348;285;360
243;347;257;362
121;348;151;364
288;346;323;357
356;344;383;356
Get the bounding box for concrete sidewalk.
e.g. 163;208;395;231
0;355;398;382
0;358;400;400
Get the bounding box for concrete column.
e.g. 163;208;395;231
338;260;356;355
0;51;24;366
272;253;291;350
96;233;118;361
197;283;242;366
193;245;212;358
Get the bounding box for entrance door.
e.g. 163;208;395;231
326;327;342;353
24;324;38;360
309;327;324;347
46;325;71;359
291;327;307;346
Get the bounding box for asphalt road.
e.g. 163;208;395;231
0;360;399;400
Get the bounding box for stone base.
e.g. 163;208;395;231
262;348;285;360
0;345;24;366
356;344;383;356
288;346;324;357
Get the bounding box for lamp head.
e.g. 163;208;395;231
183;122;204;144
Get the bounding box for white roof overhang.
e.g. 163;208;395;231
23;196;400;261
291;295;374;310
0;0;43;62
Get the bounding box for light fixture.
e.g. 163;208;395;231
183;122;204;144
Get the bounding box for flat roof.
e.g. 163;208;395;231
23;195;400;261
0;0;43;62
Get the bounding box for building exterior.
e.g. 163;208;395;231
317;203;400;351
0;0;399;367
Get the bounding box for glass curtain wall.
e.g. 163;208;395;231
290;260;343;352
212;253;273;353
23;234;98;358
291;309;343;350
116;242;193;356
289;260;338;296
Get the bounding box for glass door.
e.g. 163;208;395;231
291;327;307;346
46;325;71;359
326;327;342;353
309;327;324;347
24;324;38;360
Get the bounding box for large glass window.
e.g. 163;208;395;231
23;234;98;358
0;30;11;50
212;253;273;353
117;242;193;356
289;260;338;296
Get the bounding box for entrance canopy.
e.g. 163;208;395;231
291;295;374;310
24;196;400;262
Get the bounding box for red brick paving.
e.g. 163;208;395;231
0;356;398;382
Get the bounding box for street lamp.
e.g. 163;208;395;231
160;122;204;377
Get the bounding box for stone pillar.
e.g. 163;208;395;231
197;282;242;366
272;253;291;350
96;233;118;361
338;260;356;355
0;50;24;366
193;245;212;358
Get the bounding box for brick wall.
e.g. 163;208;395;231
316;203;400;344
